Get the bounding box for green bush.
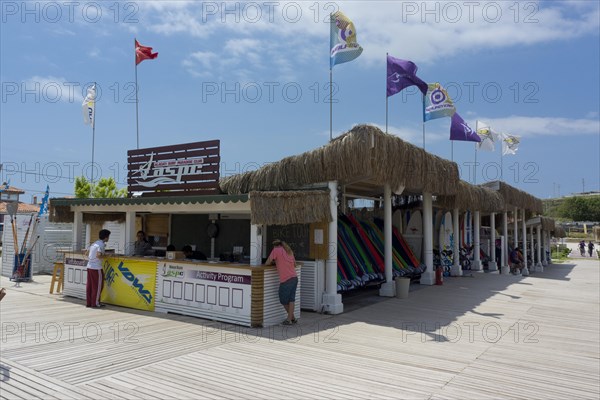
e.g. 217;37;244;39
550;245;571;260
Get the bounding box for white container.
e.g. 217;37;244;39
395;277;410;299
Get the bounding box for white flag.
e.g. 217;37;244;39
476;120;498;152
82;84;96;125
501;132;520;155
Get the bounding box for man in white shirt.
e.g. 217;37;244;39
86;229;111;308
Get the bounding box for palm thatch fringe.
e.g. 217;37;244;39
49;203;126;224
435;181;504;212
49;203;73;223
552;226;566;238
540;216;556;231
250;190;332;226
495;181;543;213
220;125;460;196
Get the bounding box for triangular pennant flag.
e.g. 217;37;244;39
135;39;158;65
450;113;481;142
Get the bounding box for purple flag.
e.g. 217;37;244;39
386;55;428;97
450;113;481;142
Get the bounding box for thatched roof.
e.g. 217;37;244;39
553;226;566;238
540;216;556;231
49;203;73;223
435;181;504;212
480;181;543;213
49;202;125;224
220;125;460;197
250;190;331;225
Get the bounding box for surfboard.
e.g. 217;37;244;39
438;211;454;275
404;210;423;261
461;210;473;247
393;210;403;235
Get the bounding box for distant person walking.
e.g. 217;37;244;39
579;240;586;256
86;229;111;308
588;241;595;258
265;239;298;325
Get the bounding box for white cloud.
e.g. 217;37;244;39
478;115;600;137
141;1;599;71
50;27;75;36
24;76;84;103
183;37;302;81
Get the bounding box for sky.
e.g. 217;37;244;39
1;0;599;202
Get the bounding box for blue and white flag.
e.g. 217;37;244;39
330;11;363;68
424;83;456;122
38;185;49;216
82;84;96;125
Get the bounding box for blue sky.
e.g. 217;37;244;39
1;0;599;201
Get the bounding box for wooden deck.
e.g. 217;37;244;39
1;259;598;399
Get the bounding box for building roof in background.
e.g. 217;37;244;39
0;202;40;214
0;184;26;194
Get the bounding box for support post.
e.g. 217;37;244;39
535;225;544;272
521;209;529;276
542;231;549;266
501;211;509;274
513;207;519;249
73;211;84;251
379;184;395;296
323;181;343;314
250;224;263;266
124;211;136;255
472;211;482;271
530;225;535;271
420;192;435;285
489;212;498;272
451;208;462;276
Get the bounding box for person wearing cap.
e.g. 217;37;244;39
265;239;298;325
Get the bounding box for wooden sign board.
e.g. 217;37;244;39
127;140;220;197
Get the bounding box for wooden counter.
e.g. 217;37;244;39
62;253;300;327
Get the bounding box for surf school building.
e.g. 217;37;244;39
51;125;557;322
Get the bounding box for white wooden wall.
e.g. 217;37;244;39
1;214;73;276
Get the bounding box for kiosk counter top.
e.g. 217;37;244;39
61;250;280;270
61;252;301;327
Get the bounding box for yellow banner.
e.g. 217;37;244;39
101;258;157;311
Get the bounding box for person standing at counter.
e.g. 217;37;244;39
134;231;153;256
86;229;111;308
265;239;298;325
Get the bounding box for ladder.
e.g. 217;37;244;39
50;262;64;294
